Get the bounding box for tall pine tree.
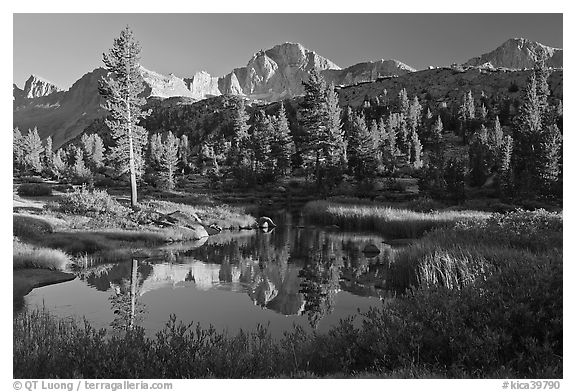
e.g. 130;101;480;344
99;26;149;208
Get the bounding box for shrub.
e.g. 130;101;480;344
17;183;52;197
55;186;129;216
13;214;54;241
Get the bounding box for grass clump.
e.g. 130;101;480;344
17;183;52;197
303;200;488;238
13;239;71;271
54;186;129;216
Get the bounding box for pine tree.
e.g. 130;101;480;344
324;83;346;176
534;59;550;113
99;26;149;208
23;127;44;174
178;134;192;174
13;127;25;173
72;148;92;183
270;102;295;176
497;135;514;198
347;111;378;181
299;67;328;184
410;129;423;169
486;116;503;171
82;134;105;169
512;72;543;192
398;88;409;117
468;125;491;187
458;90;475;143
407;95;422;136
379;115;397;174
52;149;68;181
534;124;561;194
159;131;180;190
478;103;488;123
429;115;443;147
149;133;163;170
250;110;273;174
230;98;251;168
397;118;411;160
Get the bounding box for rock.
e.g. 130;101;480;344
202;224;222;236
362;243;381;255
275;186;287;193
258;216;276;229
167;225;208;242
184;71;221;100
22;74;62;99
166;210;202;225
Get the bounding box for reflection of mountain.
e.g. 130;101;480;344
78;219;404;324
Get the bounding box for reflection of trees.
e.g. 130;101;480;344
298;233;343;329
109;259;147;331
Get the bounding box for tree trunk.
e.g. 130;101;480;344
127;100;138;209
129;258;138;330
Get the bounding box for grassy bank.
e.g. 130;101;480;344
303;200;489;238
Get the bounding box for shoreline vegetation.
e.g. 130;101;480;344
12;186;258;305
13;189;562;378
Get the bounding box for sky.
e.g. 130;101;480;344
13;13;563;90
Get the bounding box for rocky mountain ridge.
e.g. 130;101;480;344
13;38;563;149
464;38;563;69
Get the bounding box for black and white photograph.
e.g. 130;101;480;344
8;7;567;385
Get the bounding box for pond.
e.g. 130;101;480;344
18;212;412;337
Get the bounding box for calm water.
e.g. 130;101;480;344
21;213;409;336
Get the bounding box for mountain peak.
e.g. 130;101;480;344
22;74;62;99
464;37;562;69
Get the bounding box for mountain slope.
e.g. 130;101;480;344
464;38;563;69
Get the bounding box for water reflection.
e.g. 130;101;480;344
37;213;407;332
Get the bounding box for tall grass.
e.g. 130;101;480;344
303;200;489;238
13;239;71;271
389;209;563;290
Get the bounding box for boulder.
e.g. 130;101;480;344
362;243;381;255
163;211;202;226
202;224;222;236
257;216;276;229
165;224;208;242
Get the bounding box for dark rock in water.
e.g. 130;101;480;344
258;216;276;228
362;243;381;255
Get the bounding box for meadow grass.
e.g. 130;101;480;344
13;239;71;271
303;200;489;238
